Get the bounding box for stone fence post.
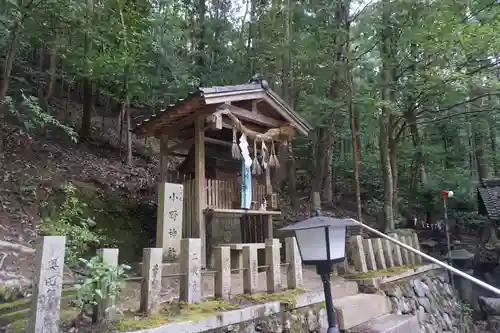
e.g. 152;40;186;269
28;236;66;333
243;245;258;295
349;236;368;273
285;237;303;289
140;248;163;314
214;246;231;299
388;233;403;266
265;239;281;293
412;233;423;264
179;238;201;303
96;248;119;321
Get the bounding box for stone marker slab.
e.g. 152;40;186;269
157;182;184;260
180;238;202;303
28;236;66;333
265;239;281;293
285;237;303;288
140;248;163;314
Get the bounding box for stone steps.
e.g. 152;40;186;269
334;293;392;330
347;314;420;333
331;278;359;299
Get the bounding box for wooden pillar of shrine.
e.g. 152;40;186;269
194;117;207;267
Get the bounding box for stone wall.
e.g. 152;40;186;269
380;270;475;333
130;292;330;333
207;305;327;333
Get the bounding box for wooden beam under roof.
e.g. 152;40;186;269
164;139;194;154
206;104;282;128
152;105;216;138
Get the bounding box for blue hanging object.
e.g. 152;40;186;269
240;160;252;209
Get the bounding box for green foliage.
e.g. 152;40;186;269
3;91;78;142
1;0;499;234
40;183;102;264
73;256;130;317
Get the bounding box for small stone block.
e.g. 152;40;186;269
243;245;258;294
332;264;338;276
97;248;119;267
214;246;231;299
411;233;423;264
388;234;403;266
285;237;303;288
28;236;66;333
180;238;202;303
362;239;378;271
349;236;368;273
140;248;163;314
372;238;387;270
265;239;281;293
382;239;395;268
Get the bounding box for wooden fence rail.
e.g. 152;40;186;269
347;232;423;274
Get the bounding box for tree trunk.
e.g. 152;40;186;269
0;19;24;154
472;92;489;181
489;111;498;176
389;132;398;217
125;99;132;165
410;121;427;193
348;71;362;221
379;0;394;231
196;0;206;81
79;0;94;141
42;33;59;107
474;117;490;181
79;79;93;140
317;0;349;203
288;143;299;210
323;147;333;203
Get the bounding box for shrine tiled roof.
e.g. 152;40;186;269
477;179;500;220
131;79;312;138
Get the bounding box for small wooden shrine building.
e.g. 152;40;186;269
132;76;312;267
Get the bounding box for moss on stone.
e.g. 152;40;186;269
105;314;171;332
344;264;424;279
104;299;240;332
169;299;240;322
234;288;308;307
6;309;77;332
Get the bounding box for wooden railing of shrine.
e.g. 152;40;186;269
182;178;267;237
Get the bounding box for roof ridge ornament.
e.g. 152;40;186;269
248;73;269;90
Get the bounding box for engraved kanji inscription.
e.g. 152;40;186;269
168;209;179;221
168;228;178;238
